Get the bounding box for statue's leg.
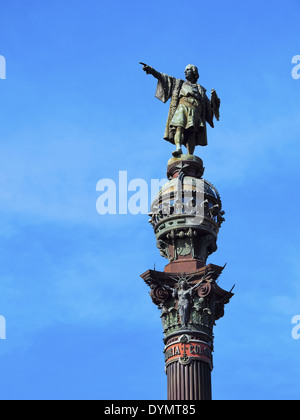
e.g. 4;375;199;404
172;127;183;157
181;307;188;328
179;306;185;327
187;131;196;155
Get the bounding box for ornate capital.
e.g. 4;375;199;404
141;264;234;341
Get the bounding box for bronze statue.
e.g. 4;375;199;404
153;274;211;329
140;63;220;157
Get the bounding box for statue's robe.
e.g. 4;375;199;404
154;73;214;147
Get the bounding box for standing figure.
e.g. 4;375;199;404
140;63;221;157
157;276;208;329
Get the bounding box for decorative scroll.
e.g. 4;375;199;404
197;281;212;298
150;285;171;305
141;266;234;340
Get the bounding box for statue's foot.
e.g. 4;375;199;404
172;148;183;158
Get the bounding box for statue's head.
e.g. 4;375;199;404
178;279;188;290
185;65;199;83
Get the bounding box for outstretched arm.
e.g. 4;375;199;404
139;62;162;80
161;282;174;293
140;62;175;104
190;279;205;293
152;273;175;293
190;271;214;293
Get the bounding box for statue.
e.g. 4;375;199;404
140;63;221;157
154;274;212;329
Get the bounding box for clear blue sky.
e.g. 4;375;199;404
0;0;299;400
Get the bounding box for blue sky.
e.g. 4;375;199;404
0;0;299;400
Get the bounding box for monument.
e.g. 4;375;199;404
140;63;234;400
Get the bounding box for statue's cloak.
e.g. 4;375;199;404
155;73;214;147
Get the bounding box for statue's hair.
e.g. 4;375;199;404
185;64;199;81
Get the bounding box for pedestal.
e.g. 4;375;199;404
141;156;233;400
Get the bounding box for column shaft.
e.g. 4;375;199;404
167;360;211;400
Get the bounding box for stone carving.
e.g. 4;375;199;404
194;233;217;262
151;272;212;329
141;266;234;341
156;239;172;261
140;62;221;157
149;161;225;268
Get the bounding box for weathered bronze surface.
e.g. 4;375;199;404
139;62;231;401
141;264;233;341
149;157;225;272
140;62;220;157
141;264;233;401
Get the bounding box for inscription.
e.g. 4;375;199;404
164;339;211;367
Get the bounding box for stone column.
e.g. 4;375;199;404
141;155;233;401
